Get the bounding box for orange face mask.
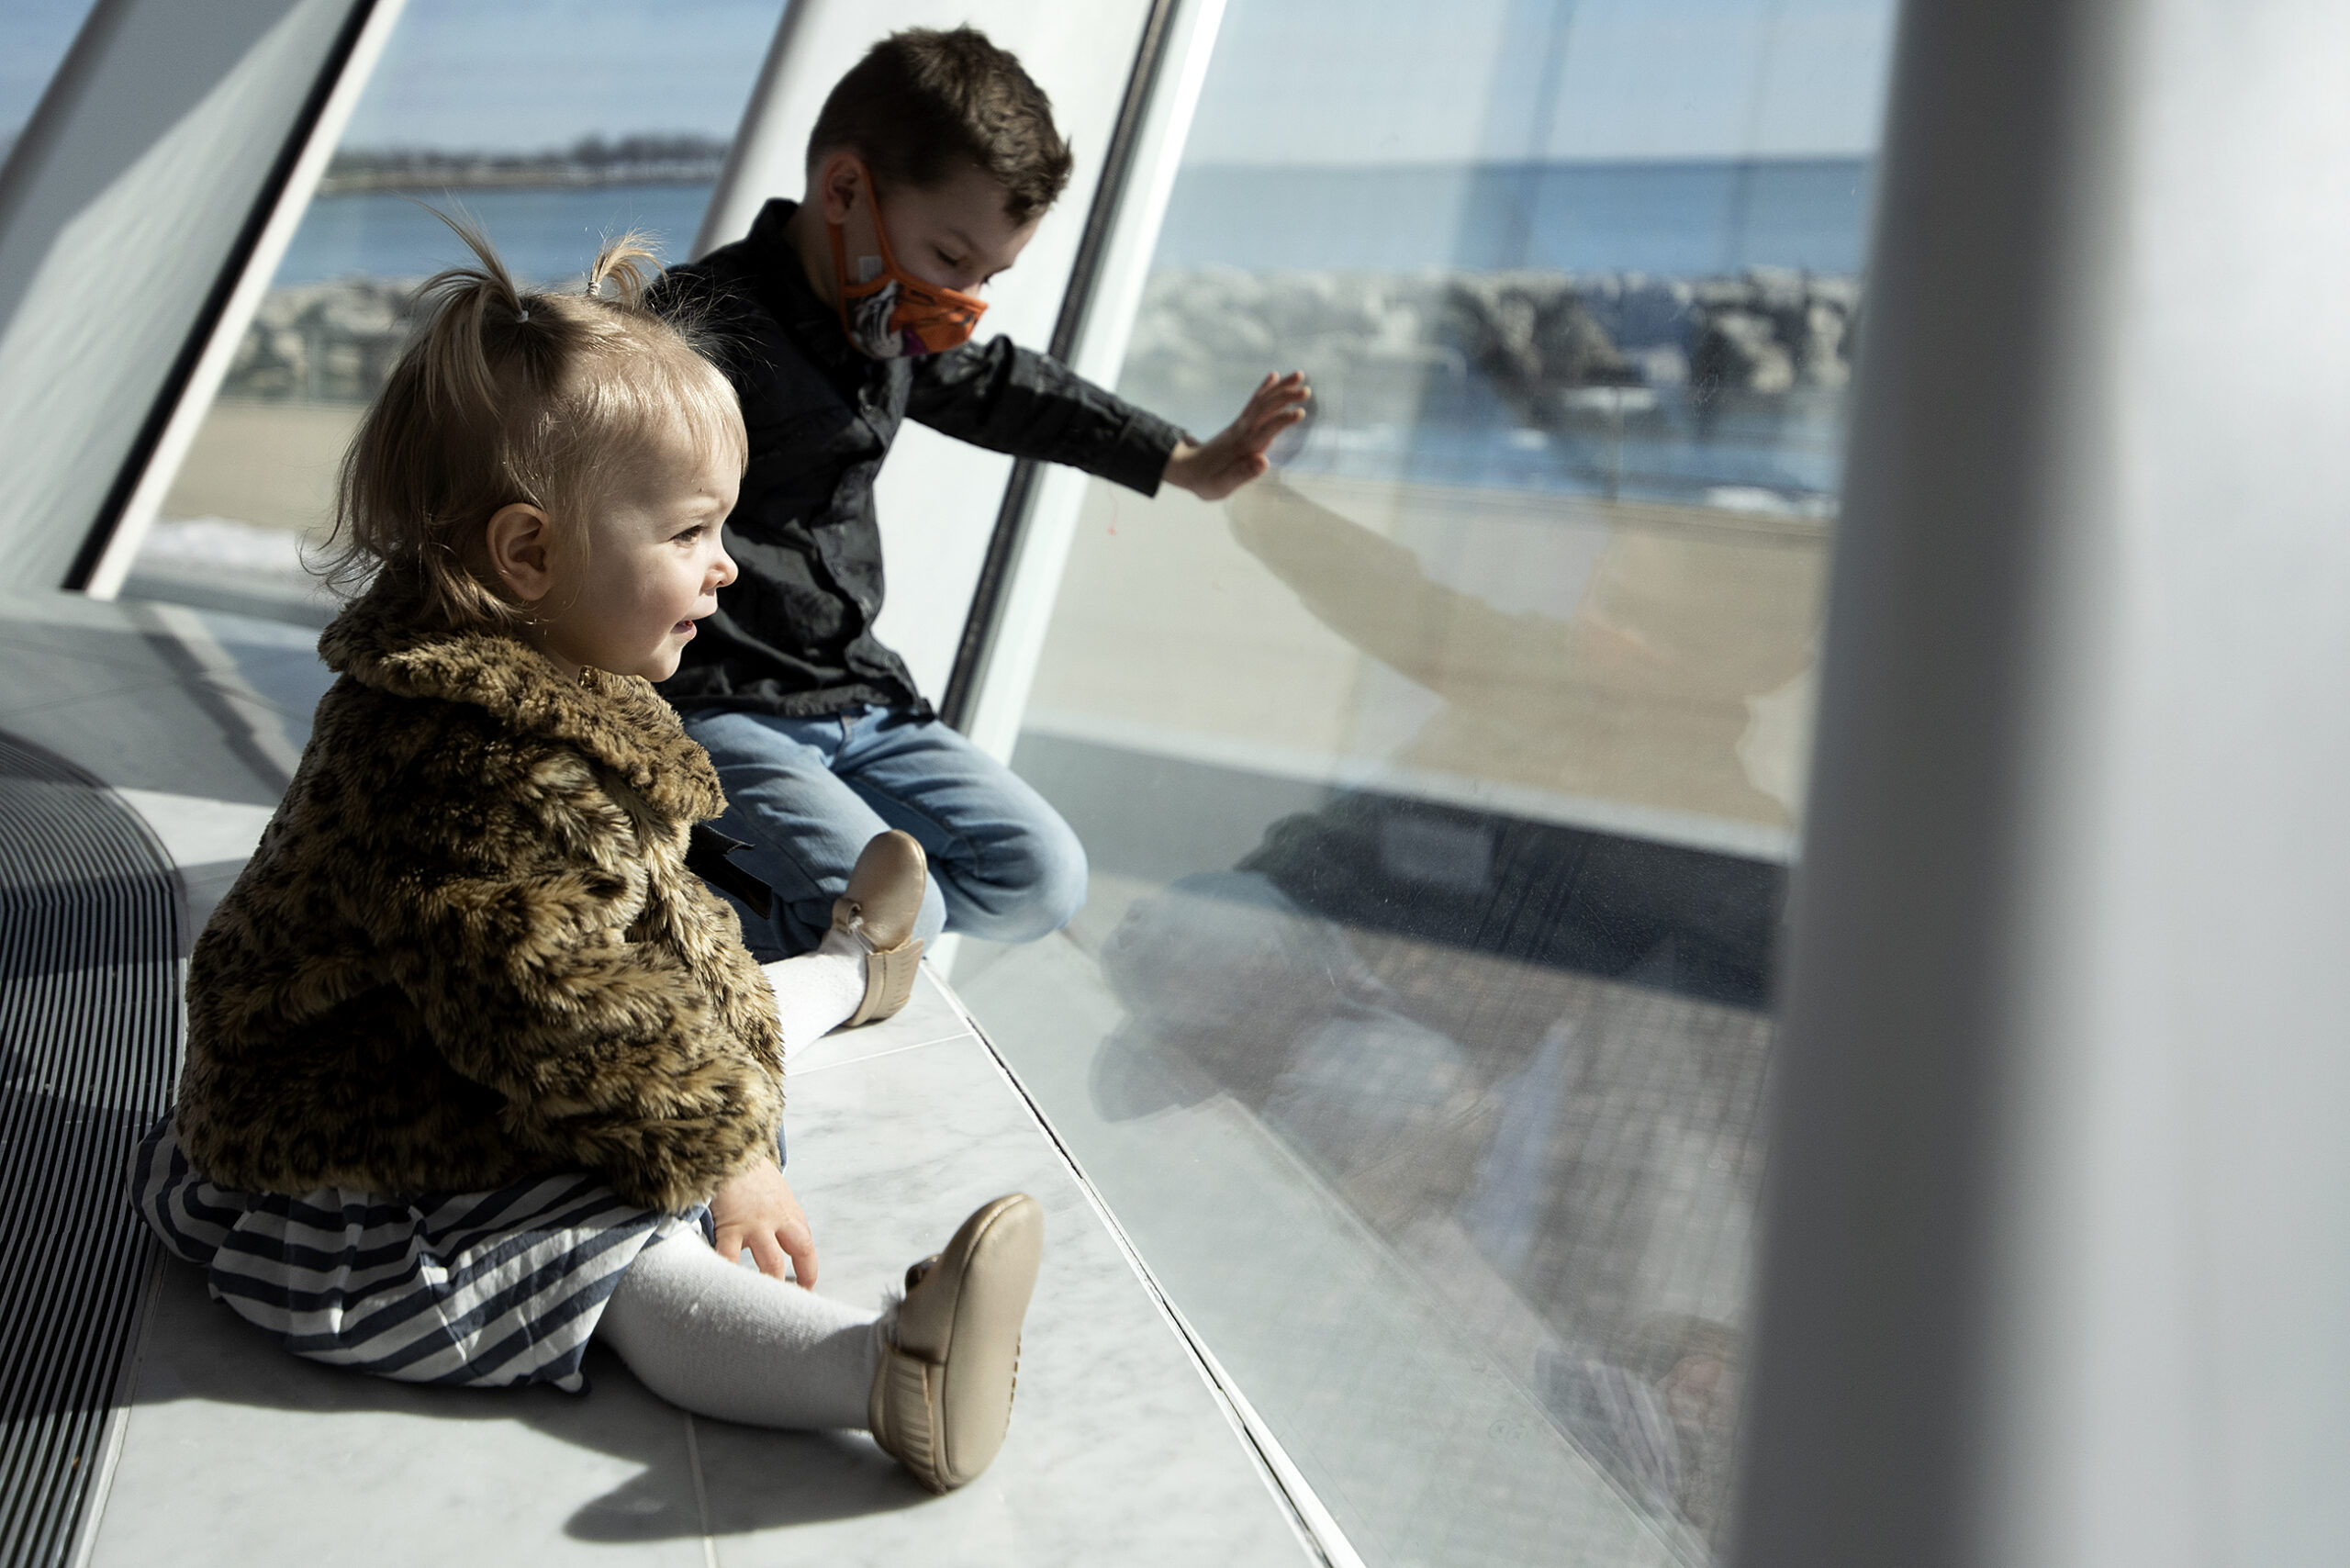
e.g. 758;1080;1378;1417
826;163;988;359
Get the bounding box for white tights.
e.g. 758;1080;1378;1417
763;923;871;1059
600;927;884;1425
596;1227;885;1429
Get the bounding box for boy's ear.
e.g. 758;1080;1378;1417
484;501;556;604
811;151;864;224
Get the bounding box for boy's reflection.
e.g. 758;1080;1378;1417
1095;479;1809;1548
1224;476;1822;828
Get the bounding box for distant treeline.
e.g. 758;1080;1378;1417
319;134;729;194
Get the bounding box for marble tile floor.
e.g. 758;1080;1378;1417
78;971;1319;1568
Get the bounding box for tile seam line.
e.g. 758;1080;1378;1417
928;975;1365;1568
0;670;198;724
63;1244;166;1568
787;1027;975;1077
683;1412;719;1568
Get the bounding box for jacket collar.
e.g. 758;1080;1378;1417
746;198;880;387
319;584;722;823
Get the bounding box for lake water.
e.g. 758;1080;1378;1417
272;156;1874;286
266;160;1872;507
272;183;718;286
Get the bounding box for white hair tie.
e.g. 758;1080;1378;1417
515;308;531;323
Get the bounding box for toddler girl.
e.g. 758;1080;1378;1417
128;220;1038;1495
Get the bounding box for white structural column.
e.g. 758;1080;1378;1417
0;0;395;592
697;0;1168;702
952;0;1229;764
1739;1;2350;1565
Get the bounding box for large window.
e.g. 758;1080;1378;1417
955;3;1896;1562
118;0;782;622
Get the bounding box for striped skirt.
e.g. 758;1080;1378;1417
129;1116;709;1392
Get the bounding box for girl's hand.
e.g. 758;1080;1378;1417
1163;372;1311;501
710;1162;818;1287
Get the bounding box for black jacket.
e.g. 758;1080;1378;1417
652;198;1186;717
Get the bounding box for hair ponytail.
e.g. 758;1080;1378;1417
582;232;660;309
410;210;534;427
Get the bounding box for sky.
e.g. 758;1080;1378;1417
1186;0;1900;165
0;0;783;148
337;0;783;151
4;0;1899;162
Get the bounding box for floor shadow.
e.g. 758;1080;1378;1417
123;1260;933;1540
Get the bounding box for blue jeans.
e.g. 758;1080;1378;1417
680;705;1088;960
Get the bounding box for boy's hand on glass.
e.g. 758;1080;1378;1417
1163;371;1311;501
711;1161;819;1287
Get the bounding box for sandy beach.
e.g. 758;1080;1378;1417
158;398;362;539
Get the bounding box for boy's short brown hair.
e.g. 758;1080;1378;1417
807;27;1073;225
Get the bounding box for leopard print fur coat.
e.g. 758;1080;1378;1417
173;585;783;1212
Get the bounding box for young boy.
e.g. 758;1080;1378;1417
655;26;1307;961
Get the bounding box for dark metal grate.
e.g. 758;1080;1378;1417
0;733;183;1568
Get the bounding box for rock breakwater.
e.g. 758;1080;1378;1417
216;264;1862;429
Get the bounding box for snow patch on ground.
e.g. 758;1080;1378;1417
140;517;317;584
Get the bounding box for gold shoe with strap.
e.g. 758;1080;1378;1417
867;1193;1044;1492
836;829;926;1026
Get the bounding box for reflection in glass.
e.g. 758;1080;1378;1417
123;0;780;623
957;2;1893;1562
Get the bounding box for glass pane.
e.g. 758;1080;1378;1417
1;0;106;155
120;0;782;623
956;2;1897;1562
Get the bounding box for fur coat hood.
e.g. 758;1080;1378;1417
175;586;783;1211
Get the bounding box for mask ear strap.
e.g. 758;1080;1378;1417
824;158;890;288
827;212;854;289
845;157;904;277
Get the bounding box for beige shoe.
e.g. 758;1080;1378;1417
836;830;926;1026
867;1193;1044;1493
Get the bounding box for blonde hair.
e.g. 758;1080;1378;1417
324;211;746;630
